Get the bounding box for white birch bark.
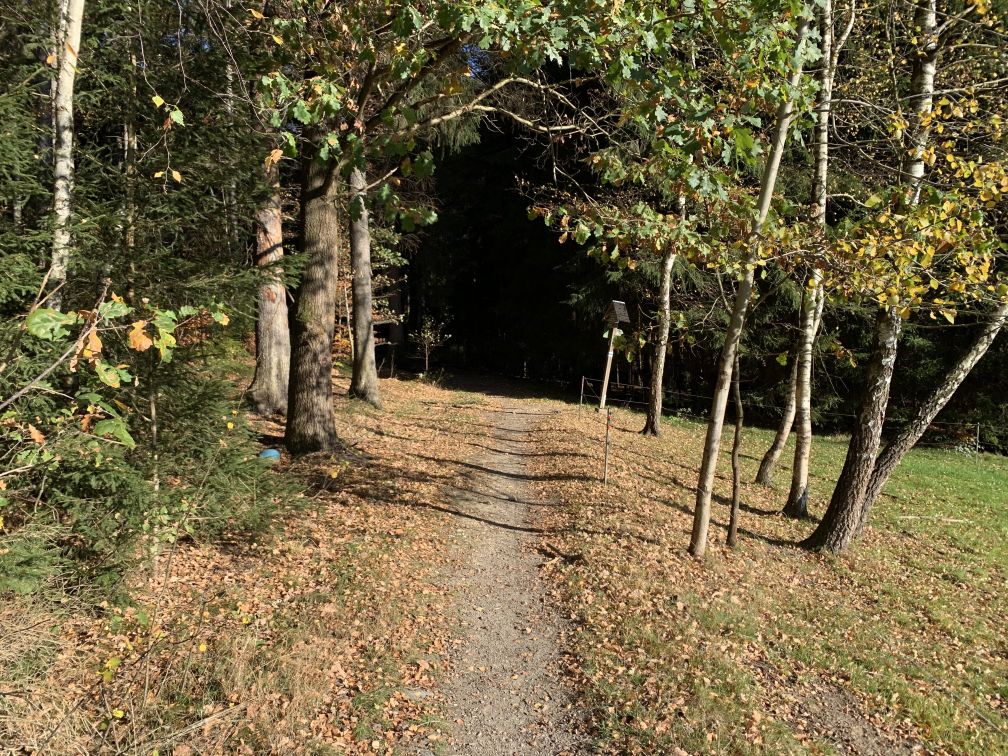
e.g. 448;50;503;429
805;0;937;553
642;248;678;435
48;0;85;310
859;301;1008;522
689;16;812;558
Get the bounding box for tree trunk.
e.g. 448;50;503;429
249;161;290;415
803;307;901;552
901;0;938;204
859;301;1008;520
123;48;138;303
784;281;820;518
727;350;744;548
285;148;340;453
755;347;798;485
689;16;810;558
348;167;381;407
642;249;677;435
785;0;848;515
804;0;936;552
48;0;85;310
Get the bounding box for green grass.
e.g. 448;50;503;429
534;405;1008;754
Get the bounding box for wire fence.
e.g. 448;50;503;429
578;376;991;456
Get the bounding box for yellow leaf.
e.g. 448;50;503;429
46;52;57;66
154;170;165;178
151;94;165;108
83;328;103;360
28;424;45;445
272;34;284;45
250;8;264;18
112;708;124;719
264;148;283;167
128;321;154;352
171;169;182;183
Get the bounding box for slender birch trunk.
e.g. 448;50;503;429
688;16;811;558
123;48;138;303
642;249;678;435
348;166;381;408
48;0;85;310
755;342;798;485
805;0;936;552
249;161;290;415
727;350;744;548
859;301;1008;521
785;0;852;515
784;280;820;517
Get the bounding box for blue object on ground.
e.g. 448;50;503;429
259;448;281;461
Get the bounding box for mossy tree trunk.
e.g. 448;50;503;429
348;166;382;408
249;161;290;415
285;147;340;453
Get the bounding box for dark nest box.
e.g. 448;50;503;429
605;300;630;328
598;300;630;410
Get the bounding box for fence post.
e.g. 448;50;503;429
603;407;612;485
976;422;981;465
580;376;585;406
599;329;617;410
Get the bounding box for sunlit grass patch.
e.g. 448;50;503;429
529;402;1008;754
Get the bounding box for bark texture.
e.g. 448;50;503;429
285;149;340;453
901;0;938;203
804;0;935;552
755;347;798;485
727;351;743;549
642;250;677;435
348;167;381;408
785;0;850;515
689;17;810;558
859;301;1008;519
803;308;902;552
249;162;290;415
784;281;822;518
48;0;85;310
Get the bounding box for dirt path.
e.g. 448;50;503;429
439;405;583;755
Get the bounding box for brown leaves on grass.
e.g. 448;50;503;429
0;375;487;754
524;406;1006;755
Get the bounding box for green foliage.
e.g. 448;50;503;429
0;0;286;595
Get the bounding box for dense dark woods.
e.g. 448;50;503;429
1;0;1007;750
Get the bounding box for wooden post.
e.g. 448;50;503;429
580;375;585;406
603;407;612;484
598;328;617;411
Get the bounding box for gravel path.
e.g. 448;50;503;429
440;405;583;755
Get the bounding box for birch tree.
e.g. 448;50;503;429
689;15;813;558
754;355;797;485
804;0;1007;552
783;0;853;518
803;0;937;553
642;248;678;435
48;0;85;310
859;300;1008;520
